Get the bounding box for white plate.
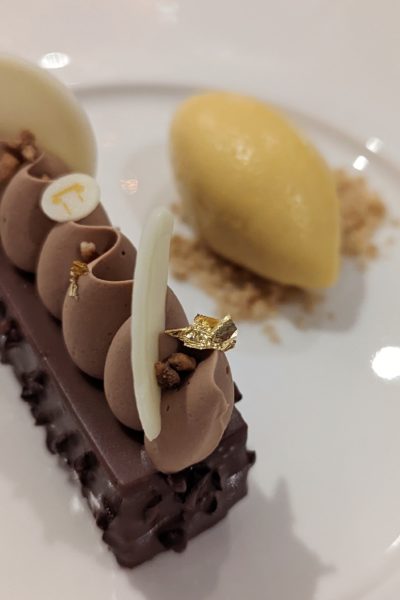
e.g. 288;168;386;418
1;2;400;600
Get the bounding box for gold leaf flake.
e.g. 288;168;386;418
68;260;89;300
165;314;237;352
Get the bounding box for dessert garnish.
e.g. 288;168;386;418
166;313;237;351
167;352;197;371
40;173;100;222
131;206;174;441
155;352;197;390
16;130;38;162
0;130;39;183
154;360;180;389
7;129;39;162
68;260;89;300
80;241;98;262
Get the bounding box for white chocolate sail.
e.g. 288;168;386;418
131;207;174;441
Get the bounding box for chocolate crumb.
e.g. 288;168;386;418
80;241;99;263
21;370;45;400
166;474;187;494
167;353;197;372
155;361;181;389
0;318;10;336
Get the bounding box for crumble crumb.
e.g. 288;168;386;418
0;130;39;184
80;241;99;263
263;322;281;344
171;234;318;321
384;236;396;247
170;201;183;218
167;353;197;372
155;352;197;390
336;169;386;261
170;170;387;323
155;361;181;389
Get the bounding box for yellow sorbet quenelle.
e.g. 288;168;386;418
170;91;341;288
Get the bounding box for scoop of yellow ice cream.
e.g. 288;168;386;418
170;92;340;288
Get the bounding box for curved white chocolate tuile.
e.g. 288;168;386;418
0;55;96;174
41;173;100;223
131;207;174;441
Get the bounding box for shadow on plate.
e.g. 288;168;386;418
0;392;111;565
278;259;365;338
126;481;333;600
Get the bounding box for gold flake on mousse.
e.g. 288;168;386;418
166;314;237;352
68;261;89;300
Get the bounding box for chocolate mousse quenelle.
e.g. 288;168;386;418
0;55;255;567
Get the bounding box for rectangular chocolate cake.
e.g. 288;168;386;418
0;244;255;567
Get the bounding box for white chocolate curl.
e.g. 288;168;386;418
131;207;174;441
41;173;100;223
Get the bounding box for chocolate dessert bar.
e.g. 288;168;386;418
0;246;255;567
0;57;255;568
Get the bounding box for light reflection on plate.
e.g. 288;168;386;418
371;346;400;381
39;51;70;70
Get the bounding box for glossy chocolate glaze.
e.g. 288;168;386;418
0;245;255;567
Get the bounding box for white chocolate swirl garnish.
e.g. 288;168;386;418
41;173;100;222
131;207;174;441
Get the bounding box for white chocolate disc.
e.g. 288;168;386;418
131;207;174;441
0;55;96;174
41;174;100;223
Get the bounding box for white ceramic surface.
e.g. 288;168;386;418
0;2;400;599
